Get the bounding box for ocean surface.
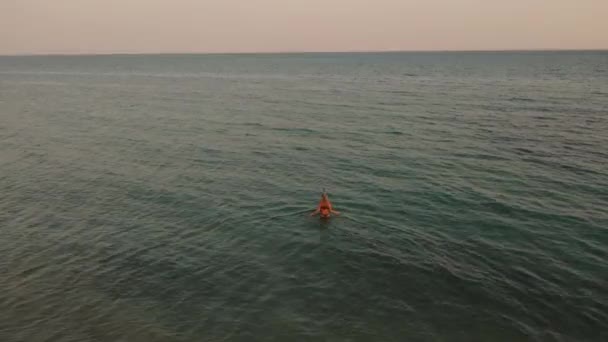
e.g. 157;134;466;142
0;51;607;342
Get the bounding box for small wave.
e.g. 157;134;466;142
532;115;557;121
379;90;414;95
382;130;404;135
514;147;534;155
240;122;264;127
452;152;509;161
526;106;554;113
558;163;606;177
378;101;409;106
509;97;536;103
270;127;318;135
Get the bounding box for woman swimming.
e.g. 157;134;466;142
311;190;340;218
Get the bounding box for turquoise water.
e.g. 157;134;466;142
0;52;607;341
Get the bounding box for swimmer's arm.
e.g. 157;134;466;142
310;209;320;216
331;210;341;215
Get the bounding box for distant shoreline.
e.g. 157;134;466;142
1;49;607;58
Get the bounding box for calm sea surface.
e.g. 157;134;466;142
1;51;607;341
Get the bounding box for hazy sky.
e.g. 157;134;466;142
1;0;607;55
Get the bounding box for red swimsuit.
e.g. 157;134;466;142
313;193;336;218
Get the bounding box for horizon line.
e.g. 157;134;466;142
1;48;607;58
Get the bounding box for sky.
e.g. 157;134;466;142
1;0;607;55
